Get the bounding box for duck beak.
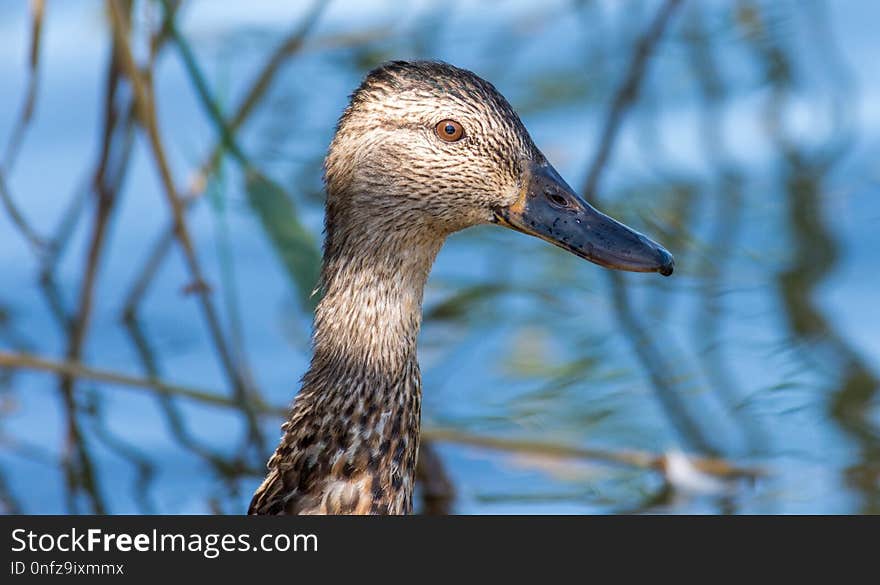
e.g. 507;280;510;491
493;161;674;276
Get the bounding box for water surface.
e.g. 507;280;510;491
0;0;878;514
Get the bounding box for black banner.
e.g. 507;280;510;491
0;515;874;580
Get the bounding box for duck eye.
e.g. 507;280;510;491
435;119;464;142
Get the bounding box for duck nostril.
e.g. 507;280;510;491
546;192;568;208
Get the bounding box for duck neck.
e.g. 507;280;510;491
311;223;443;375
283;217;443;513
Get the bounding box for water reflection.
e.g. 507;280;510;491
0;0;877;514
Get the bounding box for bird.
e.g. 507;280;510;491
249;60;674;515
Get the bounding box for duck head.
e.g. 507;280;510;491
324;60;673;276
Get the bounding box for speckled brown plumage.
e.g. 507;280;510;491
249;61;537;515
248;60;673;515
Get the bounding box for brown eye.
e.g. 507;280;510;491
435;119;464;142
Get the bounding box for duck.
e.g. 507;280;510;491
249;61;674;515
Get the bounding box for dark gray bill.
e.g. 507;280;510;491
493;161;674;276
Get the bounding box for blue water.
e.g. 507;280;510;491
0;0;878;514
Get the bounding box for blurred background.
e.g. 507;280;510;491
0;0;878;514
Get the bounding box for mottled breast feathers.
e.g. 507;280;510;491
249;356;422;515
